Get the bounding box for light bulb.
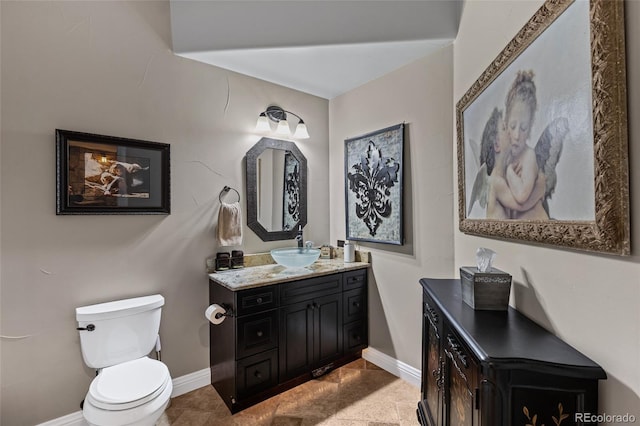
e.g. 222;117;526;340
276;118;290;135
293;121;310;139
255;113;270;132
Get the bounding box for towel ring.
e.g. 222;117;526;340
219;186;240;203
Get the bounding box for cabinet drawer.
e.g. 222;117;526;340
237;310;278;359
237;286;279;316
280;274;342;305
344;319;367;352
343;288;366;323
236;349;278;398
343;269;367;290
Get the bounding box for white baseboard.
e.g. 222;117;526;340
362;347;422;388
39;352;420;425
36;411;86;426
170;367;211;398
37;368;212;426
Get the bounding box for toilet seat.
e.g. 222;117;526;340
82;378;172;426
87;357;171;411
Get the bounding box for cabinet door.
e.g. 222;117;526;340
314;293;343;367
279;293;344;380
279;300;314;381
444;333;478;426
423;300;443;425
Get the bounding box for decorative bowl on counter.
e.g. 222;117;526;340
270;247;321;268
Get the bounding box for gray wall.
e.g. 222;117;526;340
453;0;640;420
329;47;455;369
0;2;329;424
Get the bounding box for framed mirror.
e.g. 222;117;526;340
246;137;307;241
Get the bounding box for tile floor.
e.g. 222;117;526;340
158;359;421;426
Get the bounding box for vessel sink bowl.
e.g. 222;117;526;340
271;248;321;268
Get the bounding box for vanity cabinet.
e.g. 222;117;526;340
417;278;606;426
209;268;367;413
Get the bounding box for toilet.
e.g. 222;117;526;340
76;294;173;426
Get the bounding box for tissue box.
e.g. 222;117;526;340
459;266;512;310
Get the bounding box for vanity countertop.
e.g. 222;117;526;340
209;258;369;291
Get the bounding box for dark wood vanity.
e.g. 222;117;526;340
209;267;368;413
417;278;606;426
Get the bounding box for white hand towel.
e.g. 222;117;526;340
216;201;243;247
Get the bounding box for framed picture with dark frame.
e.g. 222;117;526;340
457;0;629;255
345;123;404;245
56;129;170;215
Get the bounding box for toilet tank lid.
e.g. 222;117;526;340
76;294;164;322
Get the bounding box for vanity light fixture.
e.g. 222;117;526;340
256;105;310;139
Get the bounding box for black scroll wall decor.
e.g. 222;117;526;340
344;123;404;245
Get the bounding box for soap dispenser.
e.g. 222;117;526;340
344;240;355;263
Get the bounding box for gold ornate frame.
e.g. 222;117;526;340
456;0;629;255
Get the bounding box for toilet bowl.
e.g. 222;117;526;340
82;357;173;426
76;295;172;426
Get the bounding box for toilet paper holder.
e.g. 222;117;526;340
213;303;234;318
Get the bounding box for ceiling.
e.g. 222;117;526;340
169;1;463;99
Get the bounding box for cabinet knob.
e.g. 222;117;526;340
256;330;263;337
254;371;262;379
353;302;360;308
256;297;263;304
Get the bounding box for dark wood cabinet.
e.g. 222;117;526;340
417;278;606;426
209;268;367;413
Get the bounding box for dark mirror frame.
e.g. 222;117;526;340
245;137;307;241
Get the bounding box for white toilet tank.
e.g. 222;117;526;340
76;294;164;369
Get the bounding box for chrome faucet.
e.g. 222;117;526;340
296;225;304;248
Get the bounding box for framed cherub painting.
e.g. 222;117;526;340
457;0;629;255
